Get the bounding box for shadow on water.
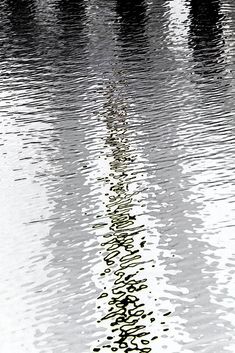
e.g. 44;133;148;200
188;0;227;86
92;75;160;352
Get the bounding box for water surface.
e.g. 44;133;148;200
0;0;235;352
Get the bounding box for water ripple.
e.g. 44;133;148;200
0;0;235;352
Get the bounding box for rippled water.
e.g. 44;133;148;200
0;0;235;352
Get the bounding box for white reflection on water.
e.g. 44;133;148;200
0;91;57;352
166;0;190;47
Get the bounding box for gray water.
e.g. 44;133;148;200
0;0;235;352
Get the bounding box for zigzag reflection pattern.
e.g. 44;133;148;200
93;79;159;352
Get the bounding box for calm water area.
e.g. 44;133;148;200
0;0;235;352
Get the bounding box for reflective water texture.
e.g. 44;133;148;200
0;0;235;352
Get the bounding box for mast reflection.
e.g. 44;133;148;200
93;76;159;352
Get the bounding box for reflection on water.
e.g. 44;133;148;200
116;0;148;44
188;0;227;86
116;0;151;73
7;0;35;34
92;76;160;352
0;0;235;352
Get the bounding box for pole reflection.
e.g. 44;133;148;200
92;74;162;352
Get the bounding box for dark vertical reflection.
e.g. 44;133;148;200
116;0;147;37
93;76;160;352
116;0;149;65
6;0;36;50
32;0;89;125
45;0;88;86
36;0;87;64
44;0;88;139
188;0;226;85
1;0;39;122
57;0;86;48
